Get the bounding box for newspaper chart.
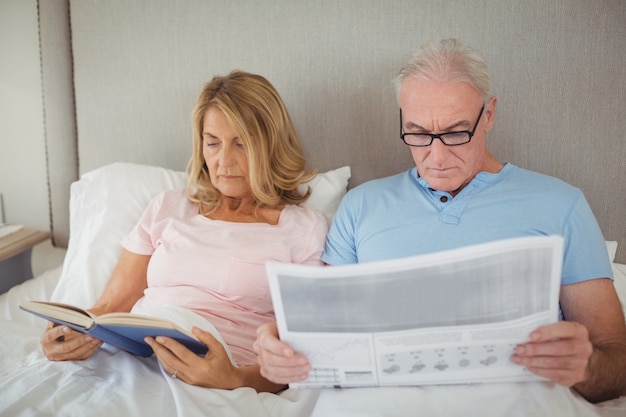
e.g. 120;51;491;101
267;235;563;388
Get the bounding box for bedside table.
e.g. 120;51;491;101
0;228;51;293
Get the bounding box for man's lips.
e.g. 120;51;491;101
428;167;453;175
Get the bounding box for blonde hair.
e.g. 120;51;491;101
186;71;316;208
394;38;492;102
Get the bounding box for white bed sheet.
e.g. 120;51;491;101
0;317;321;417
0;267;321;417
2;265;626;417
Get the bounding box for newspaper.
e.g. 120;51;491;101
266;235;563;388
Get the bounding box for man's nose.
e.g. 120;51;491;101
428;138;449;159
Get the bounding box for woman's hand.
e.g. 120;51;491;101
145;327;243;389
40;250;149;362
40;321;103;361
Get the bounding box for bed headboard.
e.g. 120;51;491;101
39;0;626;263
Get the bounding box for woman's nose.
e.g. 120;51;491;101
218;145;235;165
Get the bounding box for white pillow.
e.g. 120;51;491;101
613;262;626;316
301;165;351;225
604;241;626;317
606;240;618;262
50;162;350;307
606;241;626;316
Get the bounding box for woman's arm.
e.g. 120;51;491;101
89;249;150;315
41;249;150;360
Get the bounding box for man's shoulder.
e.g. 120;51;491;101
506;165;581;195
348;168;414;195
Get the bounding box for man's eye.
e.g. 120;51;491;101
444;132;467;140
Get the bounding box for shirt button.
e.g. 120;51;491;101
440;196;448;203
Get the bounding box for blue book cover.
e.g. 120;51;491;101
20;301;208;357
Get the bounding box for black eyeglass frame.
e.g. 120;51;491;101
400;104;485;147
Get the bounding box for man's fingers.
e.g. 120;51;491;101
529;321;588;343
255;322;294;357
511;321;592;387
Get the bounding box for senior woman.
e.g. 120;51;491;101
40;71;328;393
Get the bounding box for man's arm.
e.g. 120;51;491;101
514;278;626;403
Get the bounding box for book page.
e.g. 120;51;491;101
20;301;95;328
97;312;175;328
267;235;563;388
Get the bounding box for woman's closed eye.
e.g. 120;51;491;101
203;136;220;147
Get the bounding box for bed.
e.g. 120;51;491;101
1;163;625;417
2;1;626;416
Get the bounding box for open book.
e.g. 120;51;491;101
20;301;208;357
267;235;563;388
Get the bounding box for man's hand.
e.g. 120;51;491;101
253;322;311;384
512;321;592;387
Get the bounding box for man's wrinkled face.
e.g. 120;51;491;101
398;78;496;195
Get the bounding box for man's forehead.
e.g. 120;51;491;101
399;79;481;119
400;77;480;101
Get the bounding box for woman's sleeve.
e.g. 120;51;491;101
299;209;329;266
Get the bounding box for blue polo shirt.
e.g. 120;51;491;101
322;164;613;285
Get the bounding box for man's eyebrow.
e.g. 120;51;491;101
405;119;471;133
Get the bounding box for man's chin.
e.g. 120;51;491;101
424;178;454;190
423;179;467;196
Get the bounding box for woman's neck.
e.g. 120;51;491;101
201;197;283;224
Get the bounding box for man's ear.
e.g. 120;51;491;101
483;96;497;133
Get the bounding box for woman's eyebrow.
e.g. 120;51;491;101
202;131;220;139
202;131;240;141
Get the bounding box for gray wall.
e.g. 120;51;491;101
12;0;626;263
0;0;50;233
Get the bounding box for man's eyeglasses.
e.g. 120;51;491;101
400;104;485;147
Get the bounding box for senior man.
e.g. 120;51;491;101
254;39;626;403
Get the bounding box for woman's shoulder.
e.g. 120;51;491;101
282;203;328;226
146;188;195;216
148;188;188;206
159;188;188;200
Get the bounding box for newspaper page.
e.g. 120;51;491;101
266;235;563;388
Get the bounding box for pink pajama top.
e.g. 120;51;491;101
122;189;328;366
